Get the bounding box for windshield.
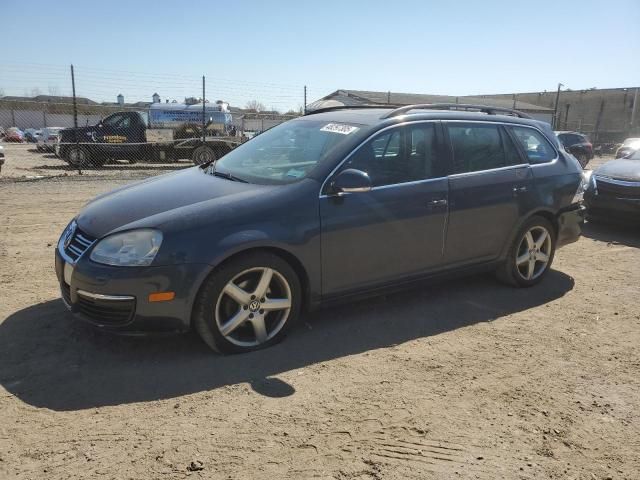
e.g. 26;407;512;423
213;119;363;184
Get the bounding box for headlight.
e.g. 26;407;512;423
90;229;162;267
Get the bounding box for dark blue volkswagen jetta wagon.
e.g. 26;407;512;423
55;104;586;353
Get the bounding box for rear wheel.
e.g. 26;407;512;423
496;216;556;287
191;145;216;165
193;252;301;354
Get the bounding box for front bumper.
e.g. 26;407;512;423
55;248;211;333
585;191;640;223
556;205;585;248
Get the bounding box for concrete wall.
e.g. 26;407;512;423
473;88;640;142
2;106;291;133
0;109;102;129
233;117;290;131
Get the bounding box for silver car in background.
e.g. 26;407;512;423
37;127;63;153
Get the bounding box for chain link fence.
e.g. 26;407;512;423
1;63;326;177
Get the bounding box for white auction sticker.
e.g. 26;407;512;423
320;123;360;135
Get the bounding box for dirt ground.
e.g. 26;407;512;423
1;144;639;480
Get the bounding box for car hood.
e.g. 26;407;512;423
595;159;640;182
77;167;270;238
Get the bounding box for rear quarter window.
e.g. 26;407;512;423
446;123;521;174
510;126;556;164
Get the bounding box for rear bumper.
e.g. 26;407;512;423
556;205;585;248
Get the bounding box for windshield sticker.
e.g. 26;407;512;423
320;123;360;135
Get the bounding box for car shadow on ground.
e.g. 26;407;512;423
0;271;574;411
582;221;640;248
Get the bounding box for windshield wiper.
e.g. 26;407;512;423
211;169;248;183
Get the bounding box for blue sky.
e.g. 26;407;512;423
2;0;639;111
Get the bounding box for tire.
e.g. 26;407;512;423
193;252;302;354
496;216;556;287
191;145;217;166
65;145;90;168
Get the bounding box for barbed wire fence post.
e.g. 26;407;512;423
70;64;82;175
202;75;206;146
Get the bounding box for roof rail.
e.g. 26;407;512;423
304;104;400;116
380;103;533;119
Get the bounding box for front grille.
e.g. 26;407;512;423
76;294;136;326
64;227;96;262
596;178;640;199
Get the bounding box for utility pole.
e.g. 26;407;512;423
303;85;307;114
70;64;81;174
631;87;639;130
512;93;517;110
70;64;78;129
553;82;563;129
202;75;206;144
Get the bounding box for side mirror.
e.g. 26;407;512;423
331;168;372;194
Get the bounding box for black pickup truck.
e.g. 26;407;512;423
56;108;243;168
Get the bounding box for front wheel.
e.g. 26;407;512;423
496;216;556;287
193;252;302;354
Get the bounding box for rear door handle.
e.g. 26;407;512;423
428;199;448;207
513;186;528;194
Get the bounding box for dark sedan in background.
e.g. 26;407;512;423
585;149;640;223
555;131;593;167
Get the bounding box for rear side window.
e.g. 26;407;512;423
447;123;521;174
510;126;556;164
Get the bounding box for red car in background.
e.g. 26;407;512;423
4;127;25;143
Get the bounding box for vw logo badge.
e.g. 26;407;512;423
249;300;261;312
64;222;77;249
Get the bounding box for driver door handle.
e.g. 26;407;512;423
428;199;448;207
513;185;528;194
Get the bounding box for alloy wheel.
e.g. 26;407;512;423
215;267;292;347
515;226;552;281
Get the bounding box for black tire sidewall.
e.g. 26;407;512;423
193;252;302;354
66;146;90;167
